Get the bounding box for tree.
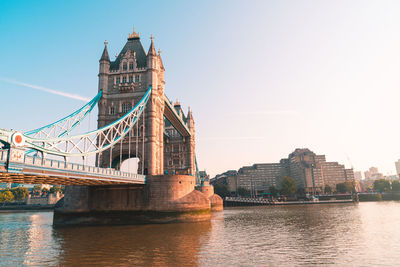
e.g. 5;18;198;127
237;187;250;197
50;186;63;194
373;179;391;193
336;183;346;193
269;185;278;198
392;180;400;192
41;188;49;194
324;185;332;194
33;185;41;191
336;180;355;193
213;183;230;198
0;190;15;203
280;176;297;196
11;187;29;201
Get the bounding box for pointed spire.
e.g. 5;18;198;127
148;34;157;56
187;106;194;120
128;26;140;39
100;40;110;62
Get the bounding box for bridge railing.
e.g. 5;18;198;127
0;149;145;182
0;150;7;162
23;155;144;180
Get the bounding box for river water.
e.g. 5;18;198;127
1;202;400;266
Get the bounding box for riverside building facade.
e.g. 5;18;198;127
211;148;355;195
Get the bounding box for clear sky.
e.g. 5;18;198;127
1;0;400;177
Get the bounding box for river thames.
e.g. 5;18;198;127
1;202;400;266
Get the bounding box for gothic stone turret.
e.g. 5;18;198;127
97;28;165;175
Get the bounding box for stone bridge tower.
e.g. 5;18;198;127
97;28;165;175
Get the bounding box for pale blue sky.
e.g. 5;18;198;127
1;0;399;177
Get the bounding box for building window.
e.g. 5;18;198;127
122;102;131;113
129;75;133;83
116;77;120;84
135;75;140;83
110;107;115;115
129;62;134;70
123;63;127;71
122;76;127;83
168;160;173;166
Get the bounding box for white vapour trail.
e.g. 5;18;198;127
0;77;90;102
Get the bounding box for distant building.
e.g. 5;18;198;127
364;167;383;180
236;163;287;196
211;148;355;195
354;171;363;181
395;160;400;176
211;170;238;193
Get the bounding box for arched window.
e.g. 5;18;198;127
123;63;127;71
122;102;131;113
139;126;144;136
129;62;134;70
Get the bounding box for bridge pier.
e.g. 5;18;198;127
53;175;222;226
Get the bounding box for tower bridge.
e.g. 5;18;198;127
0;28;222;225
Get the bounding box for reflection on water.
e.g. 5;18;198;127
1;202;400;266
53;221;212;266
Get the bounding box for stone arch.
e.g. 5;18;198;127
111;153;144;174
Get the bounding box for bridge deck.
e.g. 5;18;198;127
0;149;145;186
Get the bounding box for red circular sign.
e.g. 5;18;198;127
15;135;22;144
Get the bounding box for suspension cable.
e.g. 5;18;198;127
119;134;123;170
128;123;131;172
109;144;113;169
142;106;145;175
98;135;102;167
136;113;139;172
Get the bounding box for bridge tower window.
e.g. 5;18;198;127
122;102;131;113
109;107;115;115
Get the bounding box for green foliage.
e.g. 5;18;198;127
324;185;332;194
373;179;391;193
50;186;63;194
280;176;297;196
0;190;15;203
237;187;250;197
391;180;400;192
11;187;29;201
33;185;41;191
269;185;278;197
336;180;355;193
213;183;230;198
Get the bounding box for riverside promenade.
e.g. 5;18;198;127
224;196;356;206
